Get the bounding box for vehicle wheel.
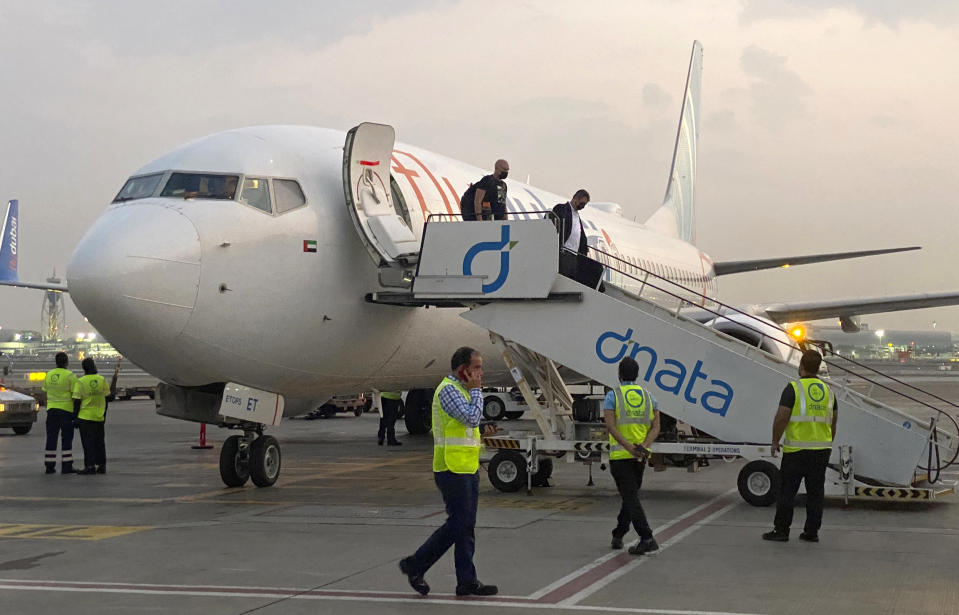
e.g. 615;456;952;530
488;451;528;493
249;435;282;487
363;397;373;413
404;389;433;435
483;395;506;421
353;407;363;417
12;424;32;435
219;435;250;487
531;457;553;487
738;460;780;506
504;410;524;420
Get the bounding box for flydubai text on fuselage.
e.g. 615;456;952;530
66;125;717;413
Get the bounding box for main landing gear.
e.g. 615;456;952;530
219;423;282;488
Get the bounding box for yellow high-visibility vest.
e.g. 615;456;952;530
43;368;77;412
609;384;654;460
381;391;403;400
782;378;834;453
73;374;108;422
431;377;481;474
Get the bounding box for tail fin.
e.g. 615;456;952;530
0;200;18;283
644;41;703;244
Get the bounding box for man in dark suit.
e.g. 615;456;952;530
551;189;603;287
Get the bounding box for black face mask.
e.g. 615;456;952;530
498;171;508;180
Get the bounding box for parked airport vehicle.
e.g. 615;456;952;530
4;42;959;488
0;387;39;434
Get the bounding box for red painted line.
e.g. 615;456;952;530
442;177;462;215
394;149;454;215
360;160;380;166
535;495;735;604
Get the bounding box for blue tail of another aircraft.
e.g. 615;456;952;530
0;199;18;283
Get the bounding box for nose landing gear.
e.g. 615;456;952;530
218;424;282;488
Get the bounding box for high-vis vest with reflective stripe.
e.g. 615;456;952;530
609;384;654;460
43;368;77;412
782;378;834;453
381;391;403;400
431;377;481;474
73;374;108;422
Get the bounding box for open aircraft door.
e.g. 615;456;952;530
343;123;419;267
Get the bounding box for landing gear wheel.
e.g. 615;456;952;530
12;424;32;435
531;458;553;487
404;389;433;435
250;435;282;487
219;435;250;487
483;395;506;421
738;460;780;506
489;451;528;493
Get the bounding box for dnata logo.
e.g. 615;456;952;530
808;382;826;402
596;328;734;417
462;225;518;293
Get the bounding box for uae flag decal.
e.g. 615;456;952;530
303;240;317;253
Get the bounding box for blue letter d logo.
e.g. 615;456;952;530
463;225;513;293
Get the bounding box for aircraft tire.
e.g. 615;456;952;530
250;435;282;487
12;424;32;435
737;460;780;507
483;395;506;421
219;435;250;487
488;451;527;493
403;389;433;435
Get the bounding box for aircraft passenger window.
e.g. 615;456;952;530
240;177;272;213
274;179;306;213
161;173;239;200
113;173;164;203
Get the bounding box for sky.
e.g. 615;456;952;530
1;0;958;336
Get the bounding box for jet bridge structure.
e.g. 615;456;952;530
369;218;959;505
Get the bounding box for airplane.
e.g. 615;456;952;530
5;41;959;488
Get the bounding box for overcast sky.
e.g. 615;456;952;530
1;0;958;337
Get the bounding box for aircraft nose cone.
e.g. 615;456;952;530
67;203;201;347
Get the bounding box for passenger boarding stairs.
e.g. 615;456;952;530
370;218;958;500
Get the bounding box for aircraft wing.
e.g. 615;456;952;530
761;291;959;323
712;246;920;276
0;279;68;292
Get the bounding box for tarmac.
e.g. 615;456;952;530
1;401;958;615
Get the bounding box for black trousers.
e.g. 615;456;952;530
610;458;654;540
77;419;106;469
45;408;75;467
410;471;479;586
378;397;401;443
774;448;831;533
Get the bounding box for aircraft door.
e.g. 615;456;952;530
343;123;419;267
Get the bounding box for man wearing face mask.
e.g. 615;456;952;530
551;189;590;255
459;159;509;221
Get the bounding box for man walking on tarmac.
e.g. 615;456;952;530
72;358;118;475
399;347;499;597
605;356;661;555
42;352;78;474
377;391;403;446
763;349;838;543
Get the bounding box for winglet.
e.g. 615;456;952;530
0;199;19;283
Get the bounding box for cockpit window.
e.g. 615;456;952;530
274;179;306;213
240;177;272;213
160;173;239;200
113;173;164;203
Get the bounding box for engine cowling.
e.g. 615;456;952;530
703;312;797;363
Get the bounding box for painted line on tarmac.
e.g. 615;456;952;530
530;489;739;606
0;579;766;614
0;523;153;541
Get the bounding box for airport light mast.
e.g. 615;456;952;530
40;269;67;342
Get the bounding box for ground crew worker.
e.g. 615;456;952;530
399;346;499;597
377;391;403;446
460;160;509;221
605;356;661;555
42;352;78;474
763;349;838;543
72;358;118;475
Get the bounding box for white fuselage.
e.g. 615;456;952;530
66;126;719;410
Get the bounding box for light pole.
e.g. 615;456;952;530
876;329;885;357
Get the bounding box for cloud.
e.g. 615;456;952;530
642;83;671;109
742;0;959;27
740;45;812;126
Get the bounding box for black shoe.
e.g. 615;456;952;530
76;467;97;475
61;464;76;474
399;557;429;595
377;438;384;446
96;466;106;474
628;537;659;555
456;580;498;596
762;530;789;542
610;535;624;550
799;532;819;543
387;441;402;446
45;465;56;474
